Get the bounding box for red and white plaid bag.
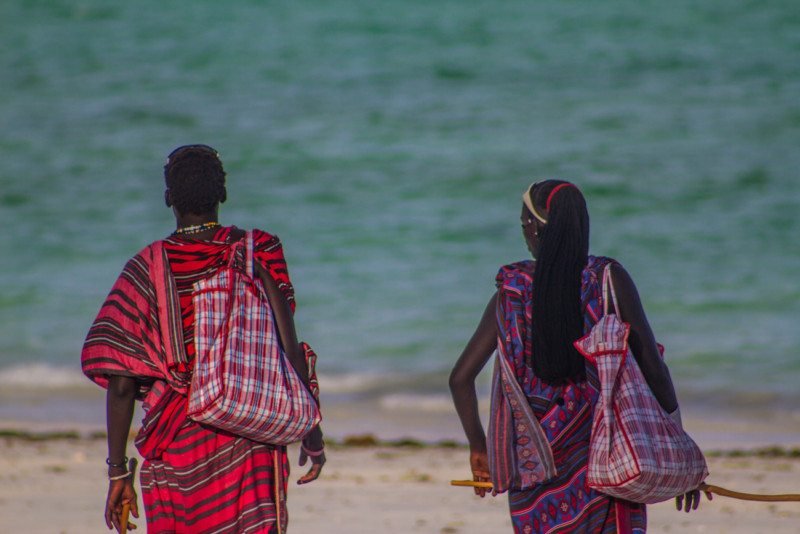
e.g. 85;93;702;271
573;264;708;503
187;231;321;445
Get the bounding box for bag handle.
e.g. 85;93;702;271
602;263;621;318
245;230;254;277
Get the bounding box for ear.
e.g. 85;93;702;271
164;189;172;208
220;187;227;204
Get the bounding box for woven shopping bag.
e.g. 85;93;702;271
188;231;321;445
573;264;708;503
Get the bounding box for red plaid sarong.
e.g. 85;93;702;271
182;231;321;445
574;264;708;504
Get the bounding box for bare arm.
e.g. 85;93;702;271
449;293;498;496
255;262;325;481
255;263;310;387
609;263;678;413
449;293;498;451
609;264;709;511
105;375;139;531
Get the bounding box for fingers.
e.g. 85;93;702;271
472;471;490;498
297;463;323;485
677;490;701;512
297;450;326;484
111;510;121;533
298;449;308;467
106;501;121;531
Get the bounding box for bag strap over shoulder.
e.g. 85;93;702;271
225;228;253;276
602;263;622;318
245;230;254;277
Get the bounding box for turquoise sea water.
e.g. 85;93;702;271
1;1;799;427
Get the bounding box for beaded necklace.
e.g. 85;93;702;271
173;221;221;236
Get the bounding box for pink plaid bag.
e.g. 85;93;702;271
187;231;321;445
573;265;708;503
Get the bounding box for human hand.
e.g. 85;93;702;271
469;449;492;498
676;487;712;513
105;477;139;532
297;445;325;485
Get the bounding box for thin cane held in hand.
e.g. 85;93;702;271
699;483;800;502
120;503;131;534
451;480;494;489
451;480;800;502
120;458;139;534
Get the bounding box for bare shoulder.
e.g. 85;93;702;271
608;261;637;292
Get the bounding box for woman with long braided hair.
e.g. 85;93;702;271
450;180;705;532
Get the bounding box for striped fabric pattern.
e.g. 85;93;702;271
574;265;708;504
495;257;646;533
82;226;300;533
162;227;295;369
82;242;191;397
187;231;321;445
140;420;289;534
488;329;557;493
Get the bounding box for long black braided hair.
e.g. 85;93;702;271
528;180;590;383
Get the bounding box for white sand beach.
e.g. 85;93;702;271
1;428;799;534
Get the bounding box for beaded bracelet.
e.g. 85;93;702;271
106;456;129;468
109;471;131;481
301;444;325;458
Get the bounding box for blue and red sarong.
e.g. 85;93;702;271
492;256;646;533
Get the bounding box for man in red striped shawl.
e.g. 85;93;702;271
82;144;325;533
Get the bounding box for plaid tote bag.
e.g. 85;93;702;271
573;264;708;503
187;231;321;445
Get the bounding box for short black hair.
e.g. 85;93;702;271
164;144;226;215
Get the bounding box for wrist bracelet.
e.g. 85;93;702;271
109;471;131;481
106;456;129;468
301;444;325;457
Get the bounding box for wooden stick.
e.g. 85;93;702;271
120;503;131;534
451;480;494;489
274;449;283;534
451;480;800;502
120;457;138;534
700;483;800;502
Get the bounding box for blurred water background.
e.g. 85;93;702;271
1;0;798;441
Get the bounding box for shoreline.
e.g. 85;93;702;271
3;390;800;451
2;426;800;459
3;363;800;450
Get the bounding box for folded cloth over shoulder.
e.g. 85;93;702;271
487;346;557;494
